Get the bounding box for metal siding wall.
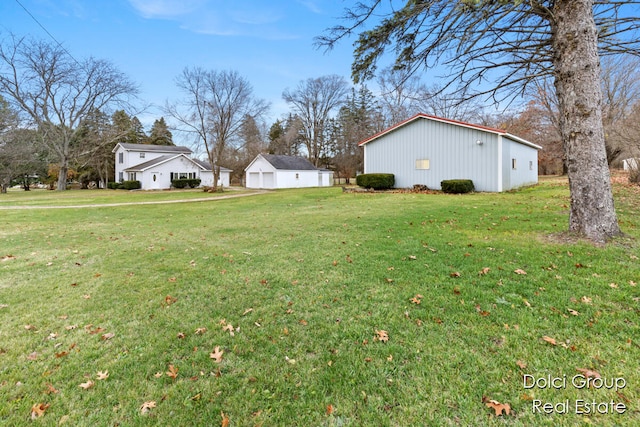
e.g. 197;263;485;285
364;118;500;191
506;138;539;189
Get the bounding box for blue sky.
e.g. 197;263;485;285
1;0;365;132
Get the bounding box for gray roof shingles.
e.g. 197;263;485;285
262;154;317;170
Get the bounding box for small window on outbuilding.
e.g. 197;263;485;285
140;152;145;159
512;159;517;170
415;159;430;170
529;161;534;170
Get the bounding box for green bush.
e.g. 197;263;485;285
122;180;141;190
172;178;201;189
356;173;395;190
441;179;475;194
107;182;123;190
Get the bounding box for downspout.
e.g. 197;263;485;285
497;135;503;192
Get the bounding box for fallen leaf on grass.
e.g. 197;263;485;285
1;254;16;261
210;346;224;363
516;360;527;369
581;296;592;304
27;351;38;361
96;371;109;380
450;272;461;278
542;336;557;346
567;308;579;316
326;404;335;415
483;397;511;416
479;267;491;276
45;383;59;394
166;364;178;380
140;401;156;415
24;324;37;331
195;327;207;335
31;403;50;419
374;330;389;343
221;411;230;427
576;368;601;379
514;269;527;275
222;324;235;336
410;296;422;304
101;332;115;340
79;380;94;390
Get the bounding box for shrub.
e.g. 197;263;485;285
107;182;123;190
441;179;475;194
356;173;395;190
122;180;141;190
172;178;201;189
629;167;639;184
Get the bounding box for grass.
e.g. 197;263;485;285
0;178;639;426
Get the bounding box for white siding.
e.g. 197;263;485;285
503;136;538;190
364;118;501;191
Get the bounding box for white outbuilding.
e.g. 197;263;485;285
359;113;541;192
113;143;230;189
244;154;334;189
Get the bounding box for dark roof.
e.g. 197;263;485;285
124;154;176;171
117;143;191;154
192;158;232;172
262;154;318;170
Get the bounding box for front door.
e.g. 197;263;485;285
151;172;161;189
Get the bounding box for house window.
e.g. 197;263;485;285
512;159;517;170
128;172;137;181
140;152;145;159
189;172;196;179
118;172;123;182
415;159;430;170
529;161;534;170
118;153;123;164
179;172;188;179
295;173;299;179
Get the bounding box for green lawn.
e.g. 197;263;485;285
1;179;638;426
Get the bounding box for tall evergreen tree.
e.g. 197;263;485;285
148;117;174;145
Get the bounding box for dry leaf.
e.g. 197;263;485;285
31;403;50;419
609;283;618;288
140;401;156;415
581;296;592;304
326;404;335;415
195;327;207;335
450;271;461;278
96;371;109;380
27;351;38;361
79;380;94;390
567;308;579;316
221;411;230;427
101;332;115;340
222;324;235;336
210;346;224;363
410;297;421;305
24;324;37;331
374;330;389;343
484;398;511;416
45;383;59;394
154;372;163;378
479;267;491;275
516;360;527;369
242;308;253;316
514;269;527;275
542;336;557;346
166;364;178;380
576;368;601;379
177;332;186;339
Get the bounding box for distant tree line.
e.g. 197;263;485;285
2;32;640;193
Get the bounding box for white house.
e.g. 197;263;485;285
244;154;334;189
358;113;541;192
113;143;231;190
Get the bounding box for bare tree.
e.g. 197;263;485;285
282;75;349;166
0;34;138;190
375;67;423;126
318;1;640;243
168;68;268;190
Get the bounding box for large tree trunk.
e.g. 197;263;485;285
551;0;621;243
57;163;68;191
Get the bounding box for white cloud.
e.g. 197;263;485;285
127;0;208;19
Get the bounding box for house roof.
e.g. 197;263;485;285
358;113;542;150
260;154;318;170
125;154;231;172
192;158;232;172
113;143;192;154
